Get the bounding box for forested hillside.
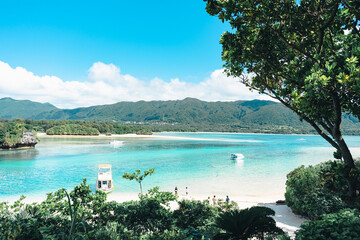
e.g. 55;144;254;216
0;97;57;119
1;97;359;134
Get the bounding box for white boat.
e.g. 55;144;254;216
110;140;123;148
96;164;114;193
231;153;244;160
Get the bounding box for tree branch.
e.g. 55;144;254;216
322;118;334;133
264;23;317;63
276;95;340;150
317;0;340;54
245;77;341;150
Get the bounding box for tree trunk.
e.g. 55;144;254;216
140;182;143;195
336;136;357;200
330;92;357;200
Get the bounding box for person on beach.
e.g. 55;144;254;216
212;195;217;205
226;195;230;204
186;187;188;196
175;186;178;196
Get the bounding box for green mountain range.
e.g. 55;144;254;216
0;97;57;119
0;97;359;134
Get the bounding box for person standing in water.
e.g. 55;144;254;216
175;186;178;196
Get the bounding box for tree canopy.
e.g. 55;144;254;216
205;0;360;198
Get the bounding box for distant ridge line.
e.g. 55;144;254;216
0;97;359;135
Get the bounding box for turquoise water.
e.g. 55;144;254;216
1;133;360;201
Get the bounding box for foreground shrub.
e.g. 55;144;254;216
295;209;360;240
0;180;284;240
113;198;173;236
173;199;216;230
0;179;108;240
285;161;349;219
214;206;284;240
139;186;178;206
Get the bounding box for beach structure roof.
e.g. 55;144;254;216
99;164;112;168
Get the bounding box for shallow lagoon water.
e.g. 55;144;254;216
1;132;360;201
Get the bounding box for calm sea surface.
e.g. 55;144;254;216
1;133;360;201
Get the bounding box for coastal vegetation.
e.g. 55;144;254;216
46;124;100;136
285;160;355;219
0;179;287;240
284;160;360;238
135;128;153;135
2;179;360;239
294;209;360;240
0;118;152;136
0;120;37;149
214;207;284;239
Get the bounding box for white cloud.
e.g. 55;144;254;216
0;61;272;109
88;62;120;82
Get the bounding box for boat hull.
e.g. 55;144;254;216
96;186;114;194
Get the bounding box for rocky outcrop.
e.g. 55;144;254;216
1;131;38;149
19;131;38;148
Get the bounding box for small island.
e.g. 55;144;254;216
0;129;38;150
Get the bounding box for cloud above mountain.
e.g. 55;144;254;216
0;61;271;108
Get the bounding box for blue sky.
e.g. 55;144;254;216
0;0;268;108
0;0;228;82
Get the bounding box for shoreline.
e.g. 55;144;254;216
37;131;321;138
0;146;36;150
36;132;315;143
38;131;360;138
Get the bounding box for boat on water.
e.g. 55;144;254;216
109;140;123;148
231;153;244;160
96;164;114;193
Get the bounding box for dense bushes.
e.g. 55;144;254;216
214;206;284;240
0;119;153;135
285;160;360;219
6;117;360;135
6;176;360;239
46;124;100;135
295;209;360;240
0;180;287;240
285;163;346;219
285;160;360;238
135;128;153;135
